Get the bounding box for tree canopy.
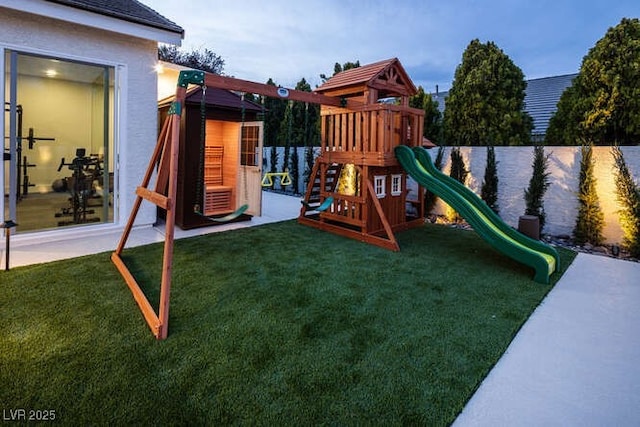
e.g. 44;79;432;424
410;86;443;144
291;79;320;148
262;78;320;148
158;45;225;75
545;18;640;145
443;39;532;146
262;78;287;147
320;61;361;82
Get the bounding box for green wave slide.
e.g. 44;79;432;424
395;145;560;284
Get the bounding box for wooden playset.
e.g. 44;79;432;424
112;58;425;339
298;58;426;250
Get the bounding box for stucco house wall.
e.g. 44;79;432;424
1;2;181;243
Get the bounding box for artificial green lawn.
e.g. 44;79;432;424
1;221;576;425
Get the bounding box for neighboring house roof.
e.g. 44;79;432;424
431;90;448;114
429;73;578;137
44;0;183;35
315;57;418;99
524;73;577;136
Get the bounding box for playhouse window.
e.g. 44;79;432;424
374;175;386;198
391;174;402;196
241;125;259;166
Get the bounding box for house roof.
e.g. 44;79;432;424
315;57;417;99
524;73;577;135
430;73;578;137
44;0;184;36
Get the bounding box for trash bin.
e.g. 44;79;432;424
518;215;540;240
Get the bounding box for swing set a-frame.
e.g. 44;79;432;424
112;59;425;339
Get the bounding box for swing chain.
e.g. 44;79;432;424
240;93;249;204
194;84;207;213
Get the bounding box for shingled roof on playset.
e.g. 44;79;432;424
315;57;417;97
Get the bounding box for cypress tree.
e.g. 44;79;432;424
480;145;499;214
303;145;315;190
268;145;278;190
424;146;445;214
573;144;604;245
447;147;469;222
611;146;640;257
290;145;299;195
279;102;293;192
449;147;468;185
524;145;551;233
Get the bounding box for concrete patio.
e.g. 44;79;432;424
4;191;301;269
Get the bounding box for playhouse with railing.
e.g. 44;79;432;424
298;58;426;250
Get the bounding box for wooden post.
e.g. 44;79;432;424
156;97;182;339
111;83;188;340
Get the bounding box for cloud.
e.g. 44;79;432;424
145;0;639;92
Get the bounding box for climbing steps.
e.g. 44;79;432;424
302;161;341;211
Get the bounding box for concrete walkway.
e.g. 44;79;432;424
3;191;301;268
453;252;640;426
4;191;640;425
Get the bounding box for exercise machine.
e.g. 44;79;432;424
3;103;56;199
54;148;103;226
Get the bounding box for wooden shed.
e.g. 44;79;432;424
298;58;426;250
158;87;264;229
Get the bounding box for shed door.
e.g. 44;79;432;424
238;121;263;216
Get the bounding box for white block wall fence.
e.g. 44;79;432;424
263;146;640;244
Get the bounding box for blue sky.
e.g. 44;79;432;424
143;0;639;92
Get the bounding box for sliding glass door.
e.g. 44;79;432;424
3;50;114;232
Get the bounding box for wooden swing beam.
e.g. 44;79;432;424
111;70;364;340
203;73;363;109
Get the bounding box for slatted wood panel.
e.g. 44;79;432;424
204;189;232;214
320;106;422;162
204;146;224;185
203;145;232;215
320;196;365;227
205;120;239;195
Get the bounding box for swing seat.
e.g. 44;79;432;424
301;196;334;212
205;204;249;222
195;203;249;223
